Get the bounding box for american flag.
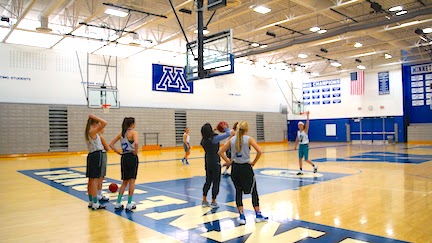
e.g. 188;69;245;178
350;71;364;95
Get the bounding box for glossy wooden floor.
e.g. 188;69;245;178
0;142;431;243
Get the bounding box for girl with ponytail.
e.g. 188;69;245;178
218;121;268;225
109;117;139;211
84;114;107;210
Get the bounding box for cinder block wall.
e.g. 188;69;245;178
0;103;287;154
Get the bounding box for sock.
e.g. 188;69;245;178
98;190;102;196
256;211;261;216
93;196;98;203
117;194;123;204
300;168;303;171
88;195;93;202
128;195;133;204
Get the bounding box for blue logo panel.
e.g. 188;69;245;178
18;167;408;243
152;64;194;93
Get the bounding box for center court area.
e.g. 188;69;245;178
1;142;431;243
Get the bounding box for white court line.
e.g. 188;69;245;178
254;173;430;194
137;183;231;206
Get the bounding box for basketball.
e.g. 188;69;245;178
109;183;118;193
216;121;228;132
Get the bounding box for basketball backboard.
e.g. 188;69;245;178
88;87;119;108
186;29;234;81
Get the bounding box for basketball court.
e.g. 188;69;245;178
1;0;432;242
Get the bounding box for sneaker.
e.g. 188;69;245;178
185;160;190;165
313;165;318;173
92;202;106;210
88;202;93;208
255;213;269;223
210;202;219;209
202;201;210;207
180;158;185;164
114;203;124;210
238;214;246;225
296;170;304;176
126;202;136;211
98;195;109;202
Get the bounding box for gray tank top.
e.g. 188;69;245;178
87;133;104;153
121;130;135;154
230;135;251;164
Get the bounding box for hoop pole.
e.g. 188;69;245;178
197;0;205;79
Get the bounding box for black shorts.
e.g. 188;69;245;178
86;151;102;178
231;163;255;194
121;153;139;180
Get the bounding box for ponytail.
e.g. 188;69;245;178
122;117;135;138
235;121;248;152
85;118;95;142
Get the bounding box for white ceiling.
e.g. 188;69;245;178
1;0;432;76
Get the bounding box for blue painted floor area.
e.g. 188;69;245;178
19;168;409;243
142;168;351;204
314;151;432;164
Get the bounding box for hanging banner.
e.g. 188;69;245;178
378;71;390;95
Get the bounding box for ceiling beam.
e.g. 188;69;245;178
1;0;37;42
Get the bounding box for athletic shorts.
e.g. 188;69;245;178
121;153;139;180
231;163;255;194
86;150;102;178
183;142;190;152
101;152;107;177
298;144;309;160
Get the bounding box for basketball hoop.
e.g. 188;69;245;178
102;104;111;114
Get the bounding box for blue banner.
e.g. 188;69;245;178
378;71;390;95
312;89;320;93
312;95;320;99
333;93;341;98
322;94;330;98
333;99;342;104
152;64;194;94
322;88;330;92
312;101;320;105
322;100;331;104
332;87;341;91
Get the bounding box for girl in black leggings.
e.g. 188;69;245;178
201;123;232;208
219;121;268;225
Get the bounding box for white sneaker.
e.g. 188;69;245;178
238;214;246;225
88;202;93;208
126;202;136;211
92;202;106;210
99;195;109;202
114;203;124;210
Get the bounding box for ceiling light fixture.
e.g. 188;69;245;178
357;65;366;69
389;6;403;12
260;44;268;48
395;10;408;16
317;29;327;34
194;28;210;34
311;72;319;77
331;61;342;67
251;43;260;47
105;8;129;18
253;6;271;14
384;53;392;59
309;26;320;32
354;42;363;48
423;27;432;34
298;53;308;58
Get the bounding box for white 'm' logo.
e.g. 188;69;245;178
156;66;190;92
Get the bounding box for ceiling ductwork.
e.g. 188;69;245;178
236;7;432;58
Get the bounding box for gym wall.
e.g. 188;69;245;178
0;103;285;154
